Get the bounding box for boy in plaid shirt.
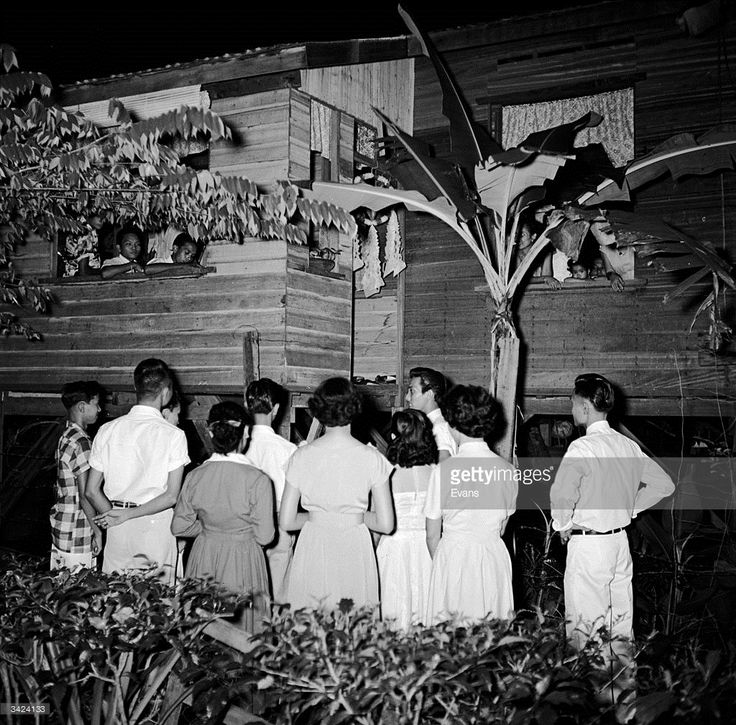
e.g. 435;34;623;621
50;381;103;570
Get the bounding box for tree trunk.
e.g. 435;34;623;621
490;311;520;463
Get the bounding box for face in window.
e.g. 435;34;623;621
118;233;141;261
570;263;588;280
173;241;198;264
589;257;607;279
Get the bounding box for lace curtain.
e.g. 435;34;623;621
501;88;634;168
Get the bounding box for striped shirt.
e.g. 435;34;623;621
50;422;92;554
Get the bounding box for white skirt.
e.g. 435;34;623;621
426;533;514;625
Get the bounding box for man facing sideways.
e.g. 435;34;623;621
86;358;190;584
405;367;457;462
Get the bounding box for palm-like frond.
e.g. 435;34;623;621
398;4;500;173
578;127;736;205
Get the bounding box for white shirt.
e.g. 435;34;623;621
427;408;457;456
244;425;297;508
423;441;517;538
101;254;134;268
550;420;675;532
147;255;174;265
89;405;190;503
551;249;571;283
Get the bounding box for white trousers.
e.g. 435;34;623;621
50;544;96;572
564;531;633;650
103;509;181;585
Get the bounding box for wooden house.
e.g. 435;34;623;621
3;0;736;451
401;0;736;427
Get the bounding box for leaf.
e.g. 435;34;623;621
398;4;500;172
373;107;478;222
633;691;677;725
476;154;567;219
579;129;736;206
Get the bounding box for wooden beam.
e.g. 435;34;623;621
243;331;261;397
522;395;736;417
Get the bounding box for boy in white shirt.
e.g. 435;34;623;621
244;378;297;600
86;358;190;584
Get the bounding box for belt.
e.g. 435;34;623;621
110;500;139;509
571;527;625;536
308;511;364;528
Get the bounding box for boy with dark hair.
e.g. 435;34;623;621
245;378;297;601
405;367;456;462
86;358;190;584
100;228;144;279
50;381;103;571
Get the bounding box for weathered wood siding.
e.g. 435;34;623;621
353;275;399;381
301;58;415;133
407;0;736;410
210;89;298;184
1;240;351;394
285;267;352;389
403;214;492;389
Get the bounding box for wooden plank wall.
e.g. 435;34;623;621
284;264;352;390
209;89;292;183
353;274;399;381
0;242;289;393
301;59;415;134
9;234;54;279
407;0;736;409
403;214;493;390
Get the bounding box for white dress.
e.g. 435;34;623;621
376;465;434;628
424;441;518;625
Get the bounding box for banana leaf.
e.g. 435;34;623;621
491;111;603;166
373;107;479;222
475;153;567;220
578;127;736;205
398;4;500;173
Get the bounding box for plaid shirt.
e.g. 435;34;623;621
50;422;92;553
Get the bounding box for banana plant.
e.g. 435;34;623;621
304;5;607;460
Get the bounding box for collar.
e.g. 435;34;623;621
129;405;164;419
209;452;251;464
426;408;443;423
250;424;276;438
586;420;612;435
67;421;88;435
457;440;490;455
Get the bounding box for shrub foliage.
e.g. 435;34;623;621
2;551;736;724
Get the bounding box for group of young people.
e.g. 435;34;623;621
50;359;675;650
61;218;205;279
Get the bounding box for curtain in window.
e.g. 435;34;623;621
502;88;634;168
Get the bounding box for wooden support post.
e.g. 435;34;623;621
243;330;260;400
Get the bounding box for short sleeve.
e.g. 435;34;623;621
423;465;443;519
284;448;308;491
70;436;92;477
369;449;393;489
167;428;190;471
88;427;107;471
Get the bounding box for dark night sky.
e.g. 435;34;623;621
5;0;604;87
